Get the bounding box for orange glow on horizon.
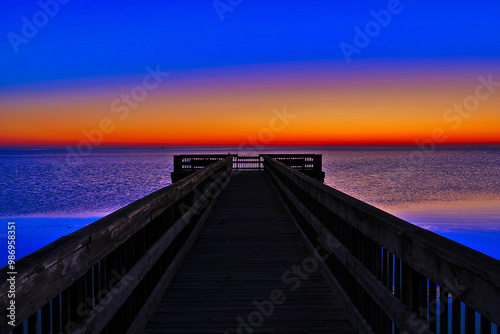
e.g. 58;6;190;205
1;61;500;147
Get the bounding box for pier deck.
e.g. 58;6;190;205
3;155;499;334
144;173;355;333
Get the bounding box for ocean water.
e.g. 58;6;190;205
1;147;499;264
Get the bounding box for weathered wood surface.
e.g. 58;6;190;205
263;156;500;332
144;172;355;333
72;170;231;334
267;166;431;334
0;158;232;333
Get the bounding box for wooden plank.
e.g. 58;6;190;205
263;156;500;326
127;177;225;334
284;195;374;334
73;170;231;334
0;158;233;332
267;169;432;334
86;162;232;265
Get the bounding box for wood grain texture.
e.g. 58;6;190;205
0;158;232;333
263;156;500;327
267;167;432;334
144;173;355;334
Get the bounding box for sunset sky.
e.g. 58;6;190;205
1;1;499;146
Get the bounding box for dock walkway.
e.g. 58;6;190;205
4;155;499;334
145;172;355;333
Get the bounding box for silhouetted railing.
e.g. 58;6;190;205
233;155;262;171
266;154;324;181
0;157;232;334
173;154;231;172
171;154;324;182
264;156;500;334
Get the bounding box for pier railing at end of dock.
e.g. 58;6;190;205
171;153;325;182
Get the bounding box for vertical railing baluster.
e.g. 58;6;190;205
13;322;24;334
41;301;51;334
402;263;412;310
364;237;372;275
451;297;461;334
464;305;475;334
479;315;491;334
52;293;61;334
395;256;401;299
61;289;70;332
355;230;361;262
429;280;437;332
359;230;365;265
440;288;449;334
419;276;427;323
100;257;107;309
372;294;379;333
85;267;93;318
383;248;388;287
375;243;382;281
27;311;37;333
68;275;84;326
127;238;134;328
411;269;420;314
388;252;394;291
93;262;100;311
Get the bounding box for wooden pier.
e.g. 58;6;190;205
145;172;354;333
1;154;500;334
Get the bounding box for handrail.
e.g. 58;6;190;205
0;157;232;333
173;154;232;171
171;154;324;182
263;156;500;334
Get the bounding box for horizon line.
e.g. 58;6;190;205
1;142;500;150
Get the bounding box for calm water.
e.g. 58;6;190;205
1;147;499;263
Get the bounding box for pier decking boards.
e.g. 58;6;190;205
145;173;355;333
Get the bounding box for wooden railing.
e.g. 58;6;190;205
173;154;231;172
171;154;324;182
233;156;262;171
266;154;324;182
264;156;500;334
0;157;232;334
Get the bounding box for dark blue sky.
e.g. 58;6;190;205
1;0;500;88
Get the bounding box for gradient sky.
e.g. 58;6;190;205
1;0;499;146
